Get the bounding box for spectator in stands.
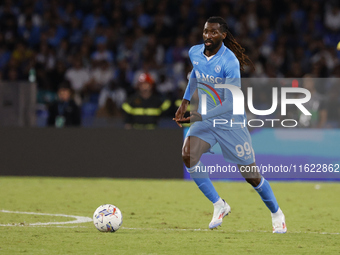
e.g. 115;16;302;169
325;4;340;32
35;42;56;71
47;82;81;127
79;43;92;69
17;15;41;47
46;25;62;48
115;59;134;95
56;39;69;62
97;80;127;118
85;59;114;102
88;60;113;91
68;17;83;46
65;57;90;104
122;73;171;129
116;36;137;66
11;41;33;66
156;73;175;96
17;3;41;29
48;60;67;92
132;61;158;89
91;36;113;64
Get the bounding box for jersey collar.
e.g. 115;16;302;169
200;43;227;58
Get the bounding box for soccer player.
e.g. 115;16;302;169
173;17;287;233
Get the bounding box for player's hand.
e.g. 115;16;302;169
176;111;202;124
173;99;189;128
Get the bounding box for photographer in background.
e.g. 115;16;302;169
47;82;81;127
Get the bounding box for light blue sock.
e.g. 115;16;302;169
187;161;220;203
254;177;279;213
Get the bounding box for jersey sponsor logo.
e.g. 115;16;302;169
193;61;199;65
196;71;223;84
215;65;221;73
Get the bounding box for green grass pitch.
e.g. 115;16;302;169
0;177;339;254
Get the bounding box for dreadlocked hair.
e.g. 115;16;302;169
207;16;254;72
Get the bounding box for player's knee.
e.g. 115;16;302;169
245;177;262;187
181;152;199;168
182;153;190;167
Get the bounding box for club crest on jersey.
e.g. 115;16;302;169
215;65;221;73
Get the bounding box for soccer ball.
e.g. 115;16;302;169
93;204;123;232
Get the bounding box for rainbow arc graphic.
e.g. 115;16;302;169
198;82;223;106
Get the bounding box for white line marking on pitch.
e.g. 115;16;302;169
0;210;338;235
0;209;92;226
120;227;339;235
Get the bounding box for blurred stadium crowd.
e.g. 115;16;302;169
0;0;340;128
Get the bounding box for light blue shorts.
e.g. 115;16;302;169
186;121;255;165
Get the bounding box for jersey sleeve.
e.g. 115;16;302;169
223;57;241;79
183;46;198;101
183;70;197;101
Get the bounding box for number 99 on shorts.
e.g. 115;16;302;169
235;142;255;160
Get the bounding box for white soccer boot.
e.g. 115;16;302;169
271;208;287;233
209;199;231;229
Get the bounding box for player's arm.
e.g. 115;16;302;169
174;99;189;127
173;70;197;127
177;88;235;124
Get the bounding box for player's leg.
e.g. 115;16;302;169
216;127;281;214
215;126;286;233
238;163;279;213
182;135;220;203
182;135;231;229
238;163;286;233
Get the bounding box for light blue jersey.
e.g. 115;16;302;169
183;43;247;130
